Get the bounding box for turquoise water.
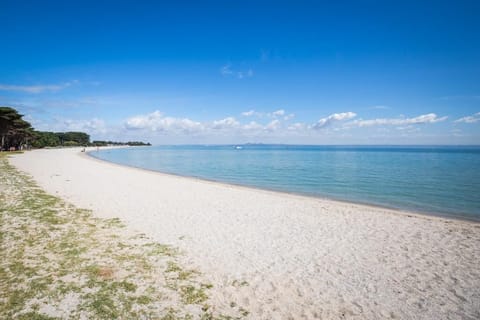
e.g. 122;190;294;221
90;145;480;220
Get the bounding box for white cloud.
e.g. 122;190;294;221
312;112;357;130
237;69;253;79
0;81;77;93
46;117;107;135
451;129;465;137
369;105;390;110
119;110;457;144
241;109;293;120
125;110;204;134
212;117;240;129
287;122;306;131
124;110;292;137
83;118;106;133
272;109;285;117
454;112;480;123
220;64;253;79
125;110;163;129
395;125;420;133
22;114;44;128
440;95;480;100
242;121;263;131
241;110;261;117
350;113;447;127
265;119;280;131
174;118;205;133
220;64;233;76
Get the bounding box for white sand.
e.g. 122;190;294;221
10;148;480;319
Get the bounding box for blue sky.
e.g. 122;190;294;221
1;0;479;144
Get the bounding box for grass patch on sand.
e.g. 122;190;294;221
0;153;247;319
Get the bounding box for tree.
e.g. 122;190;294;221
0;107;34;150
1;107;21;149
60;132;90;146
31;131;61;148
1;107;150;149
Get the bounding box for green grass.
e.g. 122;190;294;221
180;285;209;304
0;153;247;319
17;312;58;320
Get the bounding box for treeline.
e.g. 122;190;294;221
1;107;35;150
1;106;151;150
92;140;151;146
32;131;90;148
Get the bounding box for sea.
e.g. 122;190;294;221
90;145;480;221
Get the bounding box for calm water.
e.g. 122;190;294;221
91;145;480;220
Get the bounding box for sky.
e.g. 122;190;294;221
0;0;479;145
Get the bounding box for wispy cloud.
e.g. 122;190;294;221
242;121;263;131
350;113;447;127
287;122;307;131
241;110;261;117
62;118;107;134
220;64;253;79
369;105;390;110
268;109;295;120
0;80;78;93
220;65;233;76
454;112;480;124
265;119;280;132
450;128;465;137
241;109;295;121
30;116;107;134
440;95;480;100
395;125;420;133
312;112;357;130
271;109;285;117
237;70;253;79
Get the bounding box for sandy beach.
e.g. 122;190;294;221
9;147;480;319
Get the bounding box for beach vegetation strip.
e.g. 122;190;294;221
0;153;245;319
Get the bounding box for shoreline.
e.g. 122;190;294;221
9;147;480;319
0;152;236;319
86;148;479;224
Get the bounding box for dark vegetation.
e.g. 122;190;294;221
92;140;151;147
0;107;150;150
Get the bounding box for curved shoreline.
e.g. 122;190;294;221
86;147;479;223
8;147;480;319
